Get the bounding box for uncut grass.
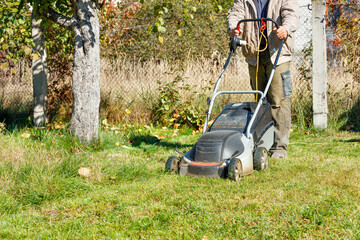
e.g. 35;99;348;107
1;126;359;238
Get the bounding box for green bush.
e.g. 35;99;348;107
150;75;209;130
100;0;234;61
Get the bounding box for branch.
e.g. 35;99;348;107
40;7;78;30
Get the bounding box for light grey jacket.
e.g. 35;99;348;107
227;0;300;66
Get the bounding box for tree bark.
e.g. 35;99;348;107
32;13;48;127
69;0;101;142
36;0;101;142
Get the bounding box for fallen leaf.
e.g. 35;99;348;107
102;119;108;126
153;135;161;141
177;29;182;36
78;167;91;178
21;133;31;138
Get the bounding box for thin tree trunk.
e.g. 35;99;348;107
19;59;25;83
69;1;100;142
32;13;47;127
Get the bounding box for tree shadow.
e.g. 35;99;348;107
129;134;194;150
339;139;360;143
340;99;360;132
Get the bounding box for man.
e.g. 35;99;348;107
227;0;300;159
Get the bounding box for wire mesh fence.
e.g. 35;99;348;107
0;2;358;129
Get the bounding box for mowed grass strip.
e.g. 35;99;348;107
0;126;359;239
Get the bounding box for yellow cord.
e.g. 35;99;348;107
247;30;267;102
246;30;268;52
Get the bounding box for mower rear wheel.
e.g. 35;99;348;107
228;158;243;181
165;156;180;173
254;147;269;171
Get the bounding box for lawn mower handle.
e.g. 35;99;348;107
203;18;284;136
236;18;280;29
230;18;282;52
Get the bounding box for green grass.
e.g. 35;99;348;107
0;124;359;239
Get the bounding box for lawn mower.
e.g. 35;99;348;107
165;18;284;181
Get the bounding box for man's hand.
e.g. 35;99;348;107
273;26;288;40
230;28;242;38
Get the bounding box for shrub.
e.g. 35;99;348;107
100;0;234;61
150;75;208;130
334;0;360;82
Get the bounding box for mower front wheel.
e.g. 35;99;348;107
228;158;243;181
165;156;180;173
254;147;269;171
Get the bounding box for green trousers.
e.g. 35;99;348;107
248;50;292;154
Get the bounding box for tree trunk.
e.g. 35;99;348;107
69;1;101;142
32;13;47;127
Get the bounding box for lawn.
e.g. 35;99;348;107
0;124;359;239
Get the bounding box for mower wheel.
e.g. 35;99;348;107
228;158;243;181
165;156;180;173
254;147;269;171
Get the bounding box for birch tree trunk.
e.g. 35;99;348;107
32;13;47;127
69;1;101;142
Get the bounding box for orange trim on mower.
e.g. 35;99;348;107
190;162;221;167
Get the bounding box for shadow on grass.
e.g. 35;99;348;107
129;134;194;149
339;139;360;143
340;99;360;132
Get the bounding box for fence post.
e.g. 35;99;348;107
32;13;47;127
312;0;328;129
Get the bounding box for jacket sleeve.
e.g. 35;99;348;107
281;0;300;37
227;0;245;33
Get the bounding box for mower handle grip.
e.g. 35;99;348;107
229;37;246;52
236;18;280;29
230;18;281;52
